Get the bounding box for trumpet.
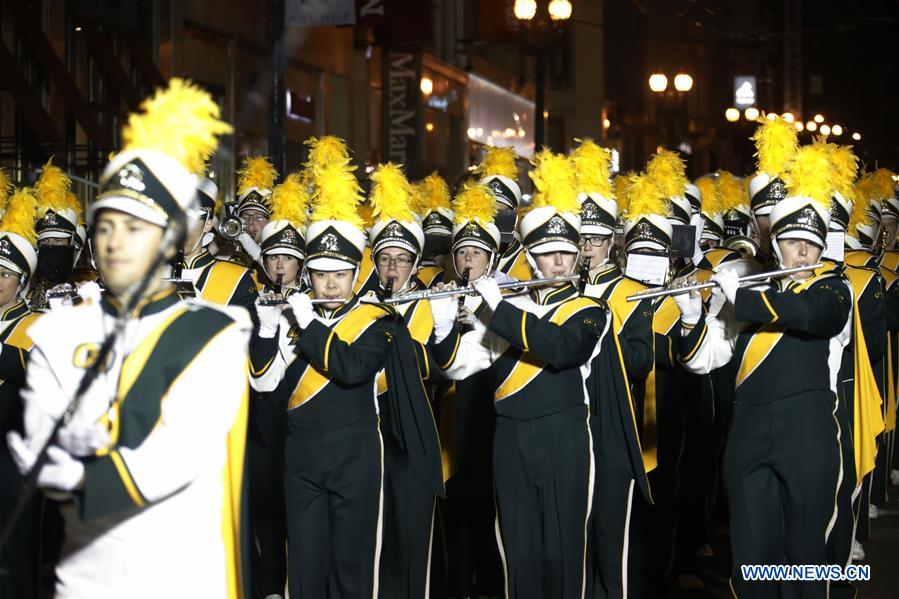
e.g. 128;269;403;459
219;214;245;241
724;235;759;258
382;273;581;305
625;263;822;302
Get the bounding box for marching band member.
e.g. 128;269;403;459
818;143;886;597
176;170;258;311
7;79;250;599
0;185;41;599
748;115;800;266
414;172;454;288
250;140;440;599
477;146;530;281
366;162;445;598
437;181;505;599
230;156;277;268
571;139;654;599
435;150;605;599
248;171;311;599
677;143;852;598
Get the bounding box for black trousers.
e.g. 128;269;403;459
494;404;592;599
588;416;636;599
378;415;437;599
827;379;858;599
248;392;287;598
725;391;842;599
284;420;383;599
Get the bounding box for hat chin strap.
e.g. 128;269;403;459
524;247;581;281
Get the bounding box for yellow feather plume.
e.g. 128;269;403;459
614;172;638;215
304;136;352;171
309;160;363;228
122;78;232;175
1;187;39;245
0;168;12;215
622;174;669;221
357;202;374;229
453;182;497;225
695;177;721;216
64;191;84;225
415;172;451;213
826;144;858;202
271;172;310;227
237;156;277;196
716;171;745;213
369;163;414;222
528;149;579;214
646;150;687;199
870;168;896;200
570;138;615;199
214;196;224;220
475;146;518;180
36;158;71;214
752;116;798;178
783;144;835;209
848;174;875;234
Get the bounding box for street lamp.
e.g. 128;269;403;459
794;121;804;132
806;121;817;132
420;77;433;95
782;112;794;123
852;132;861;141
548;0;572;21
744;106;760;121
648;73;668;93
820;124;831;136
515;0;571;149
813;114;824;123
673;73;693;92
832;124;843;136
514;0;537;20
725;108;740;122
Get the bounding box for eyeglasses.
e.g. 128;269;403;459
579;236;610;247
376;254;414;268
0;271;21;280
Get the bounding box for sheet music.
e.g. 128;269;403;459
625;253;670;286
823;231;845;262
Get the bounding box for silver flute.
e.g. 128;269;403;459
382;273;581;305
625;263;823;302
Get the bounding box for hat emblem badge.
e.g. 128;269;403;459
546;215;567;234
0;239;10;256
43;211;58;225
797;206;818;226
281;228;297;244
464;222;483;238
581;200;599;220
118;163;146;192
320;232;339;253
384;221;404;239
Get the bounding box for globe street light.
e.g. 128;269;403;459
820;124;831;136
725;108;740;122
649;73;668;93
744;107;760;121
673;73;693;92
514;0;537;20
548;0;572;21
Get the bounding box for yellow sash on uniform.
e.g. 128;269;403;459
353;247;376;294
222;379;249;599
201;262;250;305
288;304;387;409
3;312;40;351
494;298;597;401
505;248;533;282
844;267;885;485
643;297;679;474
376;300;433;394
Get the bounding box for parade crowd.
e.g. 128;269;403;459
0;78;897;599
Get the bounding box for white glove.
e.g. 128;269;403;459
493;271;518;285
57;422;110;457
76;281;103;304
712;269;740;305
286;293;315;328
707;286;727;318
7;432;85;491
430;294;457;343
673;290;703;328
472;277;503;311
237;232;262;263
255;299;283;338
